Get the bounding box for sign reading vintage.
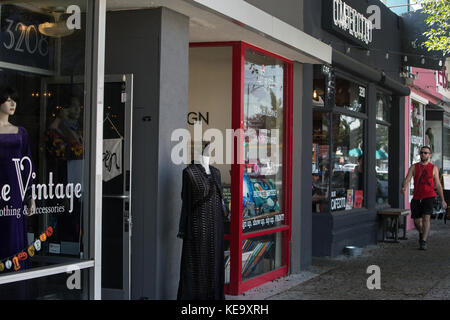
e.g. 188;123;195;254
322;0;373;47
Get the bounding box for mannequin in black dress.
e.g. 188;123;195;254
177;143;225;300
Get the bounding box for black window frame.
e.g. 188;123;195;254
312;67;369;214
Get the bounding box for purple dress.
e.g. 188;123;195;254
0;126;32;266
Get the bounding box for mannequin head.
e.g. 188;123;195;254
0;86;19;117
202;142;211;158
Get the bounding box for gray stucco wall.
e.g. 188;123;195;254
105;7;189;299
244;0;304;30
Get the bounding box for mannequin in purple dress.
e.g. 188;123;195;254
0;86;35;269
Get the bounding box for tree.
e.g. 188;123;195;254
420;0;450;55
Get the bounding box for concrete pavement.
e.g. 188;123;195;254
227;218;450;300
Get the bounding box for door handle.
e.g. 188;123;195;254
103;194;129;199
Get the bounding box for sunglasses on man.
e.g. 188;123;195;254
420;151;430;155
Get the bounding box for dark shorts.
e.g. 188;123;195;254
411;197;435;219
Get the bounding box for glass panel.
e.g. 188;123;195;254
313;112;330;213
335;77;366;113
410;100;425;165
425;121;442;171
376;124;389;205
331;115;364;211
0;268;89;299
102;82;125;290
376;92;391;122
313;66;325;107
444;115;450;173
188;46;233;234
241;232;284;281
242;47;285;233
410;100;425;198
0;1;88;279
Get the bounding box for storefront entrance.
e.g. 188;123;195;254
101;74;133;300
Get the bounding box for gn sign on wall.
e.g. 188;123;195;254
322;0;374;48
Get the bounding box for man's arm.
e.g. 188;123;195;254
434;166;447;210
401;165;414;195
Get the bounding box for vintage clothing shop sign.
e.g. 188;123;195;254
0;156;82;217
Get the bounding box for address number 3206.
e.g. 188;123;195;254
3;19;49;56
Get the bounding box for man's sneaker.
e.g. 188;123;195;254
419;240;427;250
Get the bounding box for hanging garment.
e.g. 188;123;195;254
0;127;32;266
177;163;225;300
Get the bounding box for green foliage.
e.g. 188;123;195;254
420;0;450;55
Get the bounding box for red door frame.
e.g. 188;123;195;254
189;41;293;296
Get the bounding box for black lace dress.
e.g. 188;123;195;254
177;163;225;300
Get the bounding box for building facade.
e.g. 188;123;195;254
0;0;444;300
0;0;331;299
304;0;410;257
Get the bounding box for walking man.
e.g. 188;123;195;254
401;146;447;250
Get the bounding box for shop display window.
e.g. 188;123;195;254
331;115;364;211
375;92;391;206
0;1;90;298
312;66;367;213
242;47;285;233
335;77;366;113
312;112;330;213
410;99;426;199
376;124;389;205
189;42;292;295
444;114;450;173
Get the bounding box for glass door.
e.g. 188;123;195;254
101;74;133;300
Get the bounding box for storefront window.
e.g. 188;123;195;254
376;93;391;122
444;114;450;173
312;112;330;213
331;115;364;211
410;100;425;165
188;43;292;295
375;92;391;206
312;67;366;213
410;99;425;198
242;47;285;233
335;77;366;113
376;124;389;205
0;1;90;296
241;232;283;281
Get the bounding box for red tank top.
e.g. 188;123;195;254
413;162;436;200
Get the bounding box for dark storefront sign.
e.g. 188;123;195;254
0;5;53;71
322;0;373;48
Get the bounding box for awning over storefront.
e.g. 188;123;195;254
332;49;411;96
106;0;332;64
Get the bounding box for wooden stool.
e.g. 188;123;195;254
377;209;410;243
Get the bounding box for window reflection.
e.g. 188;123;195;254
335;78;366;113
331;115;364;211
376;124;389;205
312;112;330;213
242;48;285;233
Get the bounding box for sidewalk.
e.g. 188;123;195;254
227;218;450;300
